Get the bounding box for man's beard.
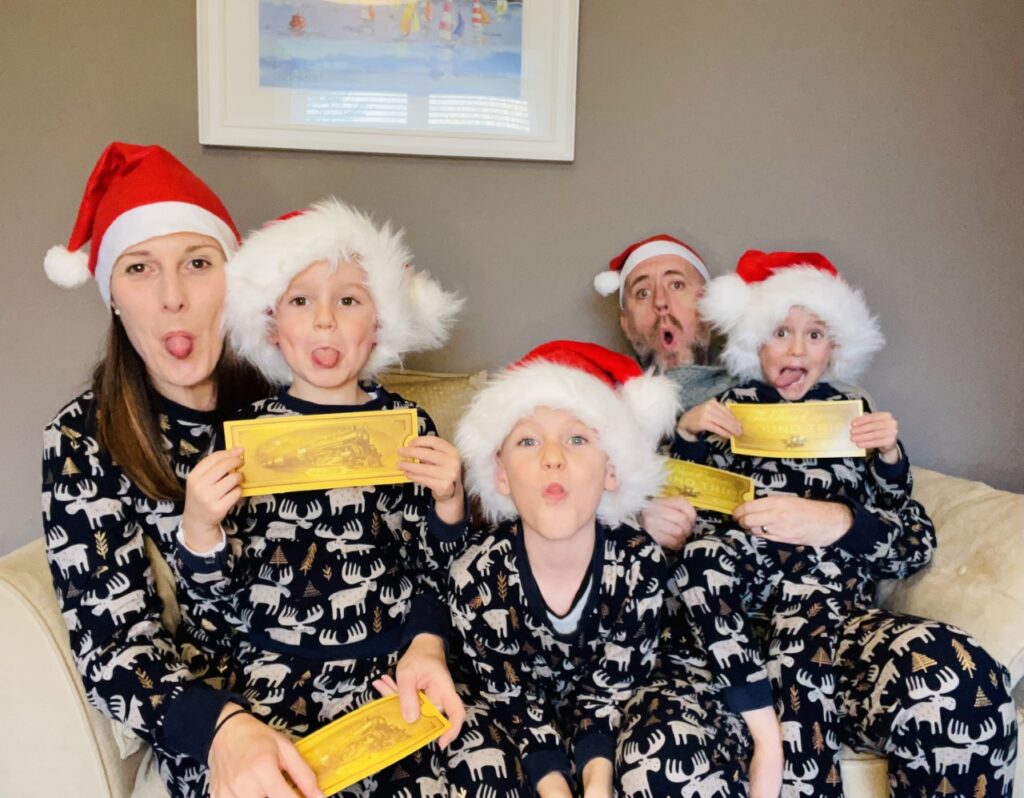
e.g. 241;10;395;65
628;314;710;372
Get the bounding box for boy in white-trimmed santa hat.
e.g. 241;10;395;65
659;250;945;798
446;340;676;798
175;198;470;795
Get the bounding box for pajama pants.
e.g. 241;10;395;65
619;604;1018;796
670;523;1018;797
445;685;532;797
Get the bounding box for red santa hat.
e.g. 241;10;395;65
455;340;680;526
594;234;710;306
699;250;884;383
224;198;462;384
44;142;240;305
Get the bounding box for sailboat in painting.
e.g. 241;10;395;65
400;1;421;35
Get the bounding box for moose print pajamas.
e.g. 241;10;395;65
44;392;247;797
176;386;466;797
652;380;1017;797
445;521;664;796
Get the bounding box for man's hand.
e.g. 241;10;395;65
398;436;465;524
850;412;901;464
208;706;323;798
640;496;697;551
676;399;742;442
182;449;243;553
734;495;853;547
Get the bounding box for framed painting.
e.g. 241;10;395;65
197;0;579;160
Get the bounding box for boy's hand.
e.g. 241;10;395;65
641;496;697;551
397;436;465;524
676;399;742;441
182;448;243;552
388;633;465;747
850;412;901;464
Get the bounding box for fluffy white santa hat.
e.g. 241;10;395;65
699;250;884;383
224;198;462;384
44;142;240;306
594;234;710;306
456;340;680;527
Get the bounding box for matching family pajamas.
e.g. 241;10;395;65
43;392;245;798
446;521;665;796
618;380;1017;797
46;383;1018;798
176;386;465;797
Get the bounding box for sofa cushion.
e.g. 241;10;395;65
379;368;488;442
880;467;1024;691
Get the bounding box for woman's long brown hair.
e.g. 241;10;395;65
92;317;272;501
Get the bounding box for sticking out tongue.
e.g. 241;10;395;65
164;334;194;360
774;367;806;389
312;347;340;368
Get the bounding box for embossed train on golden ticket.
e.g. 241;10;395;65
661;459;756;515
726;400;865;458
295;693;451;795
223;408;419;496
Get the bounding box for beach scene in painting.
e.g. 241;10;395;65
260;1;524;100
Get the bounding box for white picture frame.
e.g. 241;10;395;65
197;0;579;161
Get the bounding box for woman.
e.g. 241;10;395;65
42;142;322;798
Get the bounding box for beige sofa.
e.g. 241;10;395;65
1;371;1021;797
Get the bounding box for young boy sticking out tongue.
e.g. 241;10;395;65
662;250;1014;798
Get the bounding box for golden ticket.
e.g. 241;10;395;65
726;400;865;458
223;408;418;497
661;459;755;515
295;693;451;795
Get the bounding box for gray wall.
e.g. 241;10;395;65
3;1;1022;555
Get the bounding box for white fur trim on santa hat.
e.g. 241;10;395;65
699;266;884;384
44;246;91;289
455;362;679;527
92;201;239;305
225;198;462;384
595;239;710;306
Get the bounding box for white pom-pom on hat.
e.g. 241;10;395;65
43;245;91;288
593;270;621;297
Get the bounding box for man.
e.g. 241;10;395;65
601;239;1018;798
595;234;732;549
595;233;735;406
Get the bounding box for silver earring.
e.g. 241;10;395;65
113;307;121;316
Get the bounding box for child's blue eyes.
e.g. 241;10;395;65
286;296;360;307
515;435;588;447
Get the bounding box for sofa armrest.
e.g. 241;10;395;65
0;539;143;798
879;467;1024;692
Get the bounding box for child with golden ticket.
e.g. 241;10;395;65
653;251;1015;798
445;341;674;798
175;200;467;797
